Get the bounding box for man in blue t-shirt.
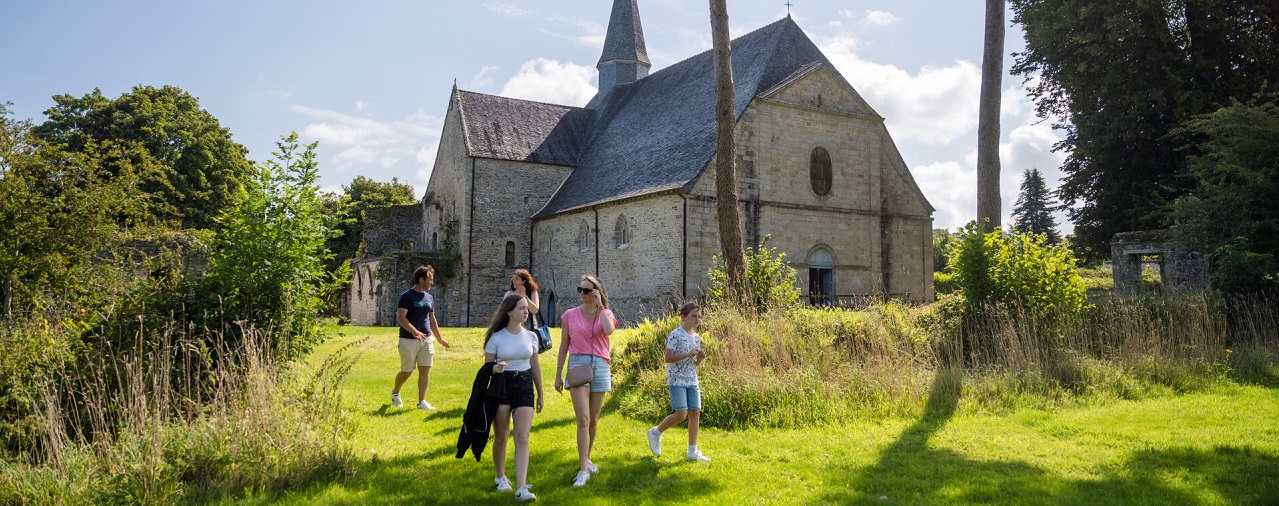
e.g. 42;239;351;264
391;265;452;410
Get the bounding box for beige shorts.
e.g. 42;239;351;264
398;338;435;371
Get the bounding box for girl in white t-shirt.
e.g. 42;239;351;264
483;293;544;502
646;302;710;463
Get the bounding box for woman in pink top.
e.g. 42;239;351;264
553;275;616;488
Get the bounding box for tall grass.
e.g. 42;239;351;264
611;293;1279;429
0;322;357;504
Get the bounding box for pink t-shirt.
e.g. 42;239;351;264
562;306;616;363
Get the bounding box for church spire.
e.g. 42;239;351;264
595;0;650;104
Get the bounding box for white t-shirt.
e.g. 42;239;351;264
666;326;700;386
484;328;538;372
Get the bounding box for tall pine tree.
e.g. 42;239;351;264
1012;169;1060;244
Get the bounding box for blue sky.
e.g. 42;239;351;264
2;0;1070;232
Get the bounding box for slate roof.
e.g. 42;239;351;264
533;16;836;217
451;17;839;217
599;0;650;66
455;90;594;167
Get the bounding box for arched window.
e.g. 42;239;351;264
578;220;591;252
614;214;629;249
505;241;516;268
431;232;438;250
808;248;835;306
810;147;832;196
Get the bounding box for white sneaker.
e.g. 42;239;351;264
572;470;590;487
417;400;435;410
686;450;711;463
647;427;662;456
515;485;536;502
586;460;599;474
495;476;512;492
390;392;403;407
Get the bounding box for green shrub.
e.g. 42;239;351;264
933;271;958;294
707;236;800;313
950;222;1086;317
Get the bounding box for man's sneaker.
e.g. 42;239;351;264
572;470;590;487
417;400;436;410
514;485;536;502
686;450;711;463
390;392;403;408
495;476;512;492
646;427;662;456
586;460;599;474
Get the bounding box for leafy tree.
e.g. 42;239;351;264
326;176;417;269
933;228;957;273
205;133;344;358
0;104;162;320
1011;168;1061;244
1172;94;1279;293
34;85;256;230
1010;0;1279;260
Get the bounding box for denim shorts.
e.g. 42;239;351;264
669;384;701;411
567;354;612;392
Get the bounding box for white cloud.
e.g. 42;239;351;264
471;66;499;88
484;2;531;17
543;16;606;48
498;58;598;107
829;20;843;27
818;34;980;145
839;9;856;18
290;105;443;195
865;10;901;25
916;111;1070;231
355;100;368;112
915;161;976;230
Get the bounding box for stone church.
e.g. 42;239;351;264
345;0;934;327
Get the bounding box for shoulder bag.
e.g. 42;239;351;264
564;309;600;387
530;311;553;354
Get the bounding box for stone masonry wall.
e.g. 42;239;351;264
686;66;933;302
531;194;684;325
364;204;426;257
462;158;573;326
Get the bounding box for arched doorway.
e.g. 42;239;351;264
808;248;835;306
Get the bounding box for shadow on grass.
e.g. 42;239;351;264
820;368;1279;505
278;442;718;505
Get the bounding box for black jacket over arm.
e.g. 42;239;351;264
456;362;506;461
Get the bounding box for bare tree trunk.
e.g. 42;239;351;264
977;0;1005;232
710;0;747;303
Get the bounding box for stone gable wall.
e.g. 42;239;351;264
685;69;933;302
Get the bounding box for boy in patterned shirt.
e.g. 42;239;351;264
646;302;710;462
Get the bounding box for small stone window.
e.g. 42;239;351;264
810;147;832;196
614;214;629;249
505;241;516;268
577;220;591;252
431;232;438;250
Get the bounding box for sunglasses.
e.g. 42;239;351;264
577;287;594;294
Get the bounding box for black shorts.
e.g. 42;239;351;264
497;370;536;409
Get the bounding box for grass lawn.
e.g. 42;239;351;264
242;326;1279;505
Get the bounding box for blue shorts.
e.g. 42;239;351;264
669;384;701;411
567;354;612;392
